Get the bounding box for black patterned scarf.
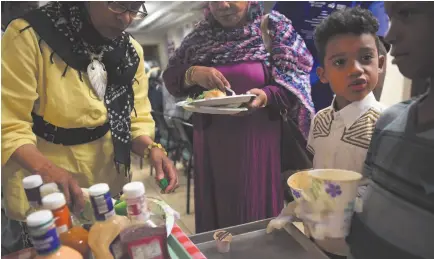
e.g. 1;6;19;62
22;2;140;175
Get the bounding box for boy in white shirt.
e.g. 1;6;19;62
307;7;386;175
268;7;387;259
305;8;387;258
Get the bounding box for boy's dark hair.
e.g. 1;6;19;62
314;7;380;66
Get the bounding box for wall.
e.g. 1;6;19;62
133;13;202;69
163;14;202;68
380;53;411;106
132;32;167;67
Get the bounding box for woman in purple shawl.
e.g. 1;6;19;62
163;1;313;233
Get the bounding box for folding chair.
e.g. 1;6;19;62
171;117;194;214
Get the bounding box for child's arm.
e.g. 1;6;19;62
266;201;298;233
267;117;316;234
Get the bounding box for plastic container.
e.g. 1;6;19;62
42;193;72;234
26;210;83;259
213;230;232;253
123;181;149;223
89;183;115;221
23;175;43;209
41;193;90;257
88;183;130;259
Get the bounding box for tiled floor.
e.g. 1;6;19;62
130;154;196;235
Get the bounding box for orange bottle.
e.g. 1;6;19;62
42;193;90;257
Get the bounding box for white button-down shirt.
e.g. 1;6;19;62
307;93;386;173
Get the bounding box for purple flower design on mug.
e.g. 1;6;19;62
292;189;301;199
326;183;342;198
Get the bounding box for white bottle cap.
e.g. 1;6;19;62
123;181;145;198
40;183;59;196
42;193;66;210
22;175;43;190
26;210;54;228
89;183;110;197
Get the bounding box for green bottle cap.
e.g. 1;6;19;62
159;178;169;190
114;200;128;216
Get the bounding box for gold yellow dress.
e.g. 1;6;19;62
1;19;155;221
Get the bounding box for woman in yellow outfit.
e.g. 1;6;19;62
1;1;178;253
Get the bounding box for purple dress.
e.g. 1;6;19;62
164;61;291;233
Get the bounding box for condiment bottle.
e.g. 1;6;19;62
23;175;43;214
42;193;72;233
123;181;149;224
26;210;83;259
42;193;90;257
40;183;82;226
88;183;130;259
40;183;60;198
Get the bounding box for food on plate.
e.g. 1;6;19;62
203;89;226;99
186;88;226;102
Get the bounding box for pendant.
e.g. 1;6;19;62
87;59;107;100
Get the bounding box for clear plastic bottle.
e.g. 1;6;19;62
123;181;150;224
42;193;90;257
88;183;129;259
26;210;83;259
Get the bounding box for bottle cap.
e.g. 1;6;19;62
26;210;54;228
123;181;145;198
42;193;66;210
89;183;110;197
22;175;43;190
159;178;169;190
40;183;59;197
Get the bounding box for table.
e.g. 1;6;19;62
189;218;329;259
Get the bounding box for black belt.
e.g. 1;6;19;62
31;113;110;146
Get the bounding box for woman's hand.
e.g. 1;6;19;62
149;148;179;193
246;88;268;109
11;144;85;214
190;66;231;91
232;88;268;116
35;164;85;214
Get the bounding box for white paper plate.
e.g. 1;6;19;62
187;94;256;108
177;101;248;115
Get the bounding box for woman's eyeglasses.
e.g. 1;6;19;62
108;2;148;20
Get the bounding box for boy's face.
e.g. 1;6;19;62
317;33;384;103
385;2;434;80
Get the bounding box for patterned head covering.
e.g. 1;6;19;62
168;1;314;137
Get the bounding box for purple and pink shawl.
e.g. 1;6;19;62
168;1;314;137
